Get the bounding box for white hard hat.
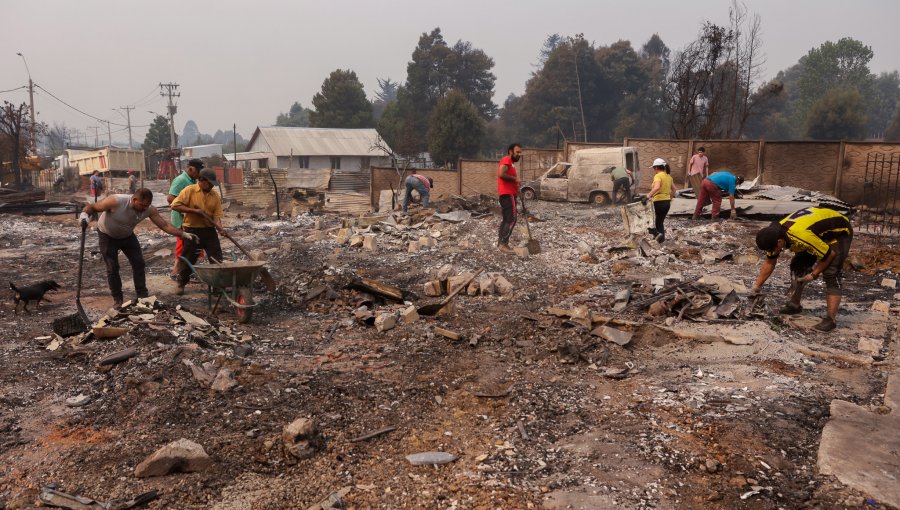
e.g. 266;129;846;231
650;158;667;167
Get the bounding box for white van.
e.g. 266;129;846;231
520;147;640;205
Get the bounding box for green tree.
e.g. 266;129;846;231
142;115;174;153
427;90;484;167
866;71;900;136
884;104;900;141
275;102;312;127
805;88;867;140
385;28;496;156
310;70;374;128
795;38;874;124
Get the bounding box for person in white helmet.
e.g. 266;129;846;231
644;158;675;243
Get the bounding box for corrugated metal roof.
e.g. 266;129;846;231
249;127;390;157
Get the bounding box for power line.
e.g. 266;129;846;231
35;84;128;127
0;85;27;94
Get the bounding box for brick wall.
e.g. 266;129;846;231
840;142;898;204
460;160;500;196
693;141;761;181
520;148;564;181
625;139;691;191
370;167;460;208
564;142;621;161
762;142;840;193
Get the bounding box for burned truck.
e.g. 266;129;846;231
520;147;640;205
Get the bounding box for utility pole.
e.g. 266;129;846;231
106;120;112;147
159;82;180;149
16;53;36;153
89;126;100;148
117;106;135;148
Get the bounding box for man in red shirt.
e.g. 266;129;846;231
497;143;522;254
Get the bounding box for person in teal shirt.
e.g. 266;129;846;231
167;159;203;278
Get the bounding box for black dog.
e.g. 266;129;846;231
10;280;61;315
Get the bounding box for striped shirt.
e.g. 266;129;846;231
766;207;852;259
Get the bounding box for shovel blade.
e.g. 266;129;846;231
417;304;442;316
526;239;542;255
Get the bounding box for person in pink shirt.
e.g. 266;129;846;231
688;147;709;195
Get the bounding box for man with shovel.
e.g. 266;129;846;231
79;188;198;307
497;143;522;254
171;169;227;295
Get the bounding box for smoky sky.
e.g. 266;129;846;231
2;0;898;145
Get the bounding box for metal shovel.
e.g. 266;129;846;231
222;231;277;292
52;222;91;337
519;195;541;254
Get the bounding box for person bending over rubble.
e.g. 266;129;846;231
402;173;433;213
497;143;522;254
752;207;853;332
171;169;228;296
693;170;744;221
79;188;198;307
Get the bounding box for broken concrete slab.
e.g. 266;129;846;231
881;278;897;289
590;325;633;347
65;394;91;407
423;280;442;297
177;310;210;328
857;337;883;356
818;398;900;508
872;300;890;313
134;439;212;477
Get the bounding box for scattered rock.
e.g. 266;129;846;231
493;275;514;296
177;310;210;328
857;337;883;356
881;278;897;289
705;459;721;473
872;300;890;313
211;368;237;392
375;313;397;332
134;439;212;477
282;418;323;460
65;394;91;407
401;306;419;324
406;452;457;465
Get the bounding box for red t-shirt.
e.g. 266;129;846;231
497;156;519;196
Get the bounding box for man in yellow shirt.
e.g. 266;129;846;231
171;169;228;295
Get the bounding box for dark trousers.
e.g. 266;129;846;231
178;227;224;285
612;177;631;204
98;231;147;301
648;200;671;240
498;194;518;246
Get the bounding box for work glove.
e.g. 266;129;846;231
796;273;816;284
180;232;199;243
640;196;649;206
78;212;90;227
730;209;737;220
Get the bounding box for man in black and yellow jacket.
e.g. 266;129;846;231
752;207;853;332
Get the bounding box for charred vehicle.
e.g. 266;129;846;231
520;147;640;205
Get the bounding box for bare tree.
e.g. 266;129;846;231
664;2;771;139
0;101;45;188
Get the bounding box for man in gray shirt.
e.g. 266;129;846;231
610;166;634;204
80;188;197;307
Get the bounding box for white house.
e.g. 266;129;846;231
244;127;392;171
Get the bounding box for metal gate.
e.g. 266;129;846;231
858;152;900;235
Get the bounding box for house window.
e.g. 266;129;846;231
298;156;309;168
330;156;341;170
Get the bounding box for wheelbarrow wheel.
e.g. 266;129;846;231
235;286;254;323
